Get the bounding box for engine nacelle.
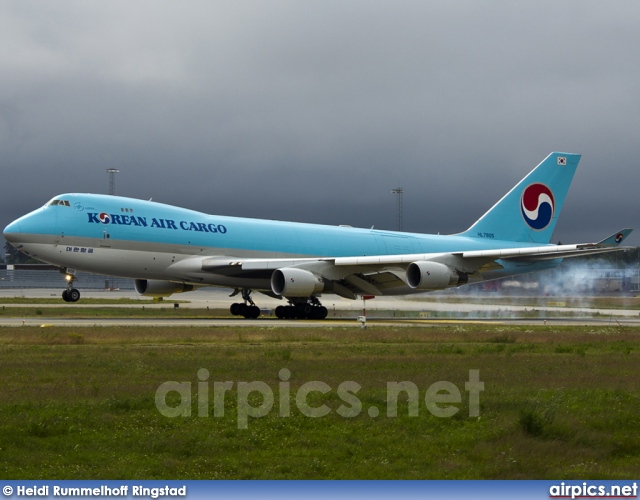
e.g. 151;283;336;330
271;268;325;297
406;261;467;290
134;279;195;298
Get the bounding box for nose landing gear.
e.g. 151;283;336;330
61;271;81;303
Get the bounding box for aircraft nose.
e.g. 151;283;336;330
3;220;23;243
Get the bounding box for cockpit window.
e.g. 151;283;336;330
46;199;71;207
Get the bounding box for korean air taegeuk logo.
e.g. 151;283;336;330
521;183;554;230
98;212;111;224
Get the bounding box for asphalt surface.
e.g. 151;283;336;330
3;317;640;327
1;288;638;327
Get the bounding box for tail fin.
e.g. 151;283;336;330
460;152;581;244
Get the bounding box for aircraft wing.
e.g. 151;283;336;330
177;229;634;298
334;228;635;266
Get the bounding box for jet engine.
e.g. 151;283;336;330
134;279;195;298
406;261;468;290
271;268;325;297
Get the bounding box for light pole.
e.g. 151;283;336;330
391;187;404;232
105;168;120;290
106;168;119;196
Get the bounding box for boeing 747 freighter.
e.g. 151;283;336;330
3;152;632;319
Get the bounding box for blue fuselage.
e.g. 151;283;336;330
3;193;559;291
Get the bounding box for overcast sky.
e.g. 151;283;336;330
1;1;638;247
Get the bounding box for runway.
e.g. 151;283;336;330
3;316;639;328
0;288;638;327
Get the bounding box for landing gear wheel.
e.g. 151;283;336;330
309;306;328;320
230;289;262;319
62;288;80;303
282;306;295;319
231;302;260;318
244;305;260;319
68;288;81;302
318;306;328;319
236;303;248;317
280;297;328;320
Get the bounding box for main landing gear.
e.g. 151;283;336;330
229;289;261;319
61;271;81;303
229;290;328;320
274;297;328;320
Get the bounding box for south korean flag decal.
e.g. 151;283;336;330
557;156;567;166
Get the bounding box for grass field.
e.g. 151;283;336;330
0;324;639;479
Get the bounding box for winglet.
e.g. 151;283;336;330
595;228;634;246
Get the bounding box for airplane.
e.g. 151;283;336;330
2;152;633;319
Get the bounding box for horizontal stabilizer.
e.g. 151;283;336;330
594;228;633;246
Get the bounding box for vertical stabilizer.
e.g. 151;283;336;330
460;152;580;244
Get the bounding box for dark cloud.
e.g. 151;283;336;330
1;1;638;246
